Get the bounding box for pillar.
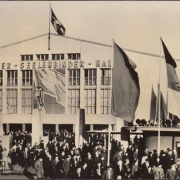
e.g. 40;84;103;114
6;124;9;132
17;68;22;113
2;70;6;114
75;109;80;148
73;124;75;133
32;109;41;145
96;68;101;114
55;124;59;132
22;124;26;132
90;124;93;131
80;68;84;109
65;69;68;114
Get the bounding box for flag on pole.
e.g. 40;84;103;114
155;83;160;124
161;38;180;117
160;91;167;122
155;83;167;125
150;84;157;121
111;42;140;122
51;7;66;36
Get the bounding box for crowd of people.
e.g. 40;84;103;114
0;129;180;179
135;118;180;128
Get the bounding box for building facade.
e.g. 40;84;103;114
0;34;124;143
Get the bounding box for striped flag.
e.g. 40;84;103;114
111;42;140;122
161;38;180;118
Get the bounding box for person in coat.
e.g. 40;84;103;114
131;160;139;179
141;159;150;179
168;164;177;180
63;155;71;178
102;166;114;179
34;157;44;179
10;149;17;172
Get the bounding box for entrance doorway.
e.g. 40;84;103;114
26;124;32;133
59;124;73;133
94;125;108;131
176;142;180;159
43;124;55;133
10;124;22;132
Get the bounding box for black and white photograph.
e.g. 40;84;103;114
0;1;180;179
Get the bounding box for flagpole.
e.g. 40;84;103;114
158;38;162;155
107;39;114;166
48;4;51;50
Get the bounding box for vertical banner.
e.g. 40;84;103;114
34;69;66;114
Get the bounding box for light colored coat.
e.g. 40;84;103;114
34;160;44;179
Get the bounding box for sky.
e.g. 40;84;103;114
1;1;180;119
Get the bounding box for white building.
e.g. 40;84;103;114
0;33;124;144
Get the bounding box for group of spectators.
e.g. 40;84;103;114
1;130;180;179
135;118;180;128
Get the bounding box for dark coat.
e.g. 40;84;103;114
141;162;149;179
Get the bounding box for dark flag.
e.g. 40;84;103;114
161;38;180;117
51;8;66;36
160;91;167;122
111;42;140;122
156;83;167;124
150;85;157;121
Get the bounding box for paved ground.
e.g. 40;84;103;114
0;174;29;179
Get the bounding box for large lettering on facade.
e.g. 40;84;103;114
0;60;112;70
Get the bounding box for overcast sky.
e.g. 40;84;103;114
1;1;180;119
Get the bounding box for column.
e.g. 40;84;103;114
22;124;26;132
80;68;84;109
96;68;101;114
32;109;41;144
17;69;22;113
75;110;80;147
90;124;93;131
65;69;68;114
73;124;75;133
6;124;9;132
3;70;6;114
55;124;59;132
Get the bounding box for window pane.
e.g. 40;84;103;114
101;89;110;114
7;71;18;86
22;70;33;86
84;69;96;86
7;89;17;114
68;70;80;86
68;89;80;114
21;89;32;114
